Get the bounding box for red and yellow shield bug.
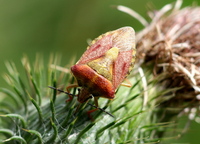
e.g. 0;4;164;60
49;26;136;117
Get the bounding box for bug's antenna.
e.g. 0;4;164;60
48;86;76;96
87;103;114;118
48;86;114;118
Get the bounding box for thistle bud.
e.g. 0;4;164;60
136;4;200;112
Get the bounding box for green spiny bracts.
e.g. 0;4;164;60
0;54;175;143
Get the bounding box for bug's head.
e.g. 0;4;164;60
77;88;92;103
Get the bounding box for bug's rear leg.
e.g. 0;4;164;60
121;78;132;87
66;84;78;102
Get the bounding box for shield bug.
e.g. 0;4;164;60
50;27;136;117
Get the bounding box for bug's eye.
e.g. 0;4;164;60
77;88;81;92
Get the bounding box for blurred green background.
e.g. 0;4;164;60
0;0;199;143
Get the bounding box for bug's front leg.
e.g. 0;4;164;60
66;84;78;102
87;97;99;120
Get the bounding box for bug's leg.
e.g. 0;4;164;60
87;97;99;120
121;79;132;87
66;84;78;102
